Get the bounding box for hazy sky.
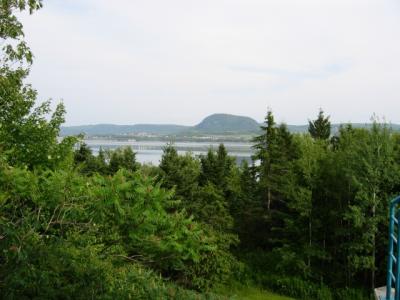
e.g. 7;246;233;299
21;0;400;126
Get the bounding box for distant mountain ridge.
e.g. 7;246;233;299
60;113;400;136
61;124;190;136
60;113;260;136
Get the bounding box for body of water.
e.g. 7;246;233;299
84;139;254;165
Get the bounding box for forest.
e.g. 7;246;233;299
1;1;400;299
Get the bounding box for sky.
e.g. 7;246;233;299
20;0;400;126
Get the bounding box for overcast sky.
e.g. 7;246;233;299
21;0;400;126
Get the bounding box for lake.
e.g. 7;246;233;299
83;139;254;165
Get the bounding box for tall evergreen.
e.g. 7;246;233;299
252;109;278;211
199;144;235;193
159;143;200;202
308;109;331;140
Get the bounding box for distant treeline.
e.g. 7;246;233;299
60;115;400;138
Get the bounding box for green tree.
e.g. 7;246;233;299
308;109;331;140
251;110;302;254
108;146;139;174
96;147;108;174
233;160;264;248
273;135;328;278
73;142;110;175
200;144;236;192
198;144;240;236
74;142;93;164
252;109;278;211
192;182;234;232
159;144;239;286
0;0;71;169
159;143;200;202
338;123;398;289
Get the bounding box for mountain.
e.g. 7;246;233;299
193;113;260;134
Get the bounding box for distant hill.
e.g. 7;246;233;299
193;113;260;134
60;114;400;137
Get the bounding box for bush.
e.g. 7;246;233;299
0;163;235;298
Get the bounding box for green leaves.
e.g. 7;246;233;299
0;0;69;170
1;1;42;66
0;161;233;297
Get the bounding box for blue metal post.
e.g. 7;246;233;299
396;210;400;300
386;196;400;300
387;204;395;300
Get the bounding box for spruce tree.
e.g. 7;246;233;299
199;144;235;193
308;109;331;140
252;109;278;211
108;147;138;174
159;143;200;202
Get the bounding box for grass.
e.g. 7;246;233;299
216;284;294;300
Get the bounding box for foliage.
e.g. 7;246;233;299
108;147;139;174
239;109;400;298
73;144;139;175
159;143;200;202
158;144;240;289
0;0;70;169
0;163;236;297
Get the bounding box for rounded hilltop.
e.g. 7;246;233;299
194;113;260;134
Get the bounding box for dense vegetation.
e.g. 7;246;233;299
1;2;400;299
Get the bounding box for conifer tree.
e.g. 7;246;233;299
74;142;93;164
233;160;264;248
252;109;278;211
308;109;331;140
159;143;200;202
108;147;138;174
199;144;235;193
